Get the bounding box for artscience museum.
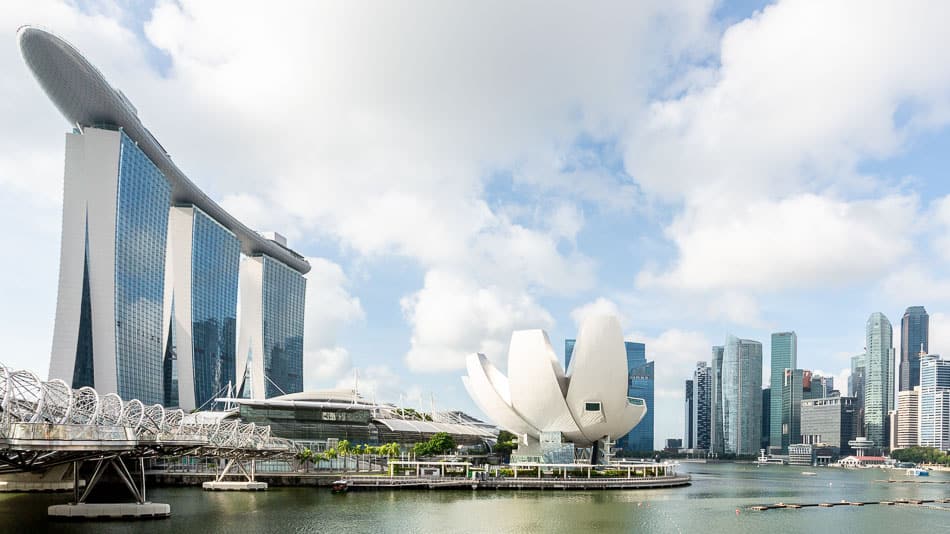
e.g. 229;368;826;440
463;315;646;463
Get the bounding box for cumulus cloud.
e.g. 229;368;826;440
571;297;627;329
626;0;950;324
302;257;364;389
401;270;555;372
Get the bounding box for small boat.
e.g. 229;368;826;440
331;479;350;493
906;468;929;477
801;472;817;476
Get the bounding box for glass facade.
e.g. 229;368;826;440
721;336;762;456
801;396;858;455
262;256;306;398
710;346;725;454
114;132;171;405
865;312;894;446
769;331;797;452
190;208;240;409
684;379;694;449
760;387;770;452
919;355;950;449
72;225;95;389
564;339;575;369
692;361;711;450
163;299;178;407
900;306;929;392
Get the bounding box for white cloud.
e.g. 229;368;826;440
401;270;554;372
302;257;364;389
638;194;919;293
571;297;627;329
929;312;950;357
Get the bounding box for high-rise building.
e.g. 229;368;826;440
19;27;311;406
849;353;866;435
567;339;654;452
900;306;929;391
164;205;241;410
48;127;171;405
624;343;654;451
237;255;307;399
781;369;806;452
895;387;920;449
684;379;694;449
761;387;771;452
769;332;797;453
865;312;895;447
564;339;576;369
721;336;763;456
919;354;950;450
710;346;725;455
693;361;711;450
801;395;858;456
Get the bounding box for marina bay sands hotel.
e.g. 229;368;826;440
18;27;309;410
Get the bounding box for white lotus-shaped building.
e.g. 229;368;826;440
463;315;646;450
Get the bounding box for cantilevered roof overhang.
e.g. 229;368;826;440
17;25;310;274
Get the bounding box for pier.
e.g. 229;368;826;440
750;498;950;511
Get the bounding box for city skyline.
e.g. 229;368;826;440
7;2;950;449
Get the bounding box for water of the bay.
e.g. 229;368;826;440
1;463;948;533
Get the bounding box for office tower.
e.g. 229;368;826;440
164;205;240;410
693;361;712;450
21;27;310;407
919;354;950;450
900;306;929;391
237;254;307;398
769;332;797;453
721;336;763;456
803;371;824;401
865;312;895;447
761;387;771;451
564;339;576;369
781;369;805;452
801;396;858;455
850;353;866;435
685;379;694;449
710;346;725;455
895;387;920;449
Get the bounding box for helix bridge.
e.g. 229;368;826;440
0;362;299;517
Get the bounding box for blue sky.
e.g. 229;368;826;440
4;1;950;448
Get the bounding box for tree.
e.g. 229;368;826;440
494;431;518;459
413;433;457;458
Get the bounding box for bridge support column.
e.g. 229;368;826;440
49;455;170;519
202;458;267;491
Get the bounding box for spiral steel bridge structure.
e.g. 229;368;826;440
0;361;297;472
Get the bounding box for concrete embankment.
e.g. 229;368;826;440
149;472;691;491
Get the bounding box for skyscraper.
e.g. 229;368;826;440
721;336;763;456
684;379;694;449
710;346;725;455
801;396;858;455
865;312;895;447
237;254;307;398
895;387;920;449
918;354;950;450
761;387;771;452
900;306;929;391
693;361;711;450
21;27;310;407
770;331;797;453
781;369;804;452
164;205;241;410
48;127;171;405
849;353;866;435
